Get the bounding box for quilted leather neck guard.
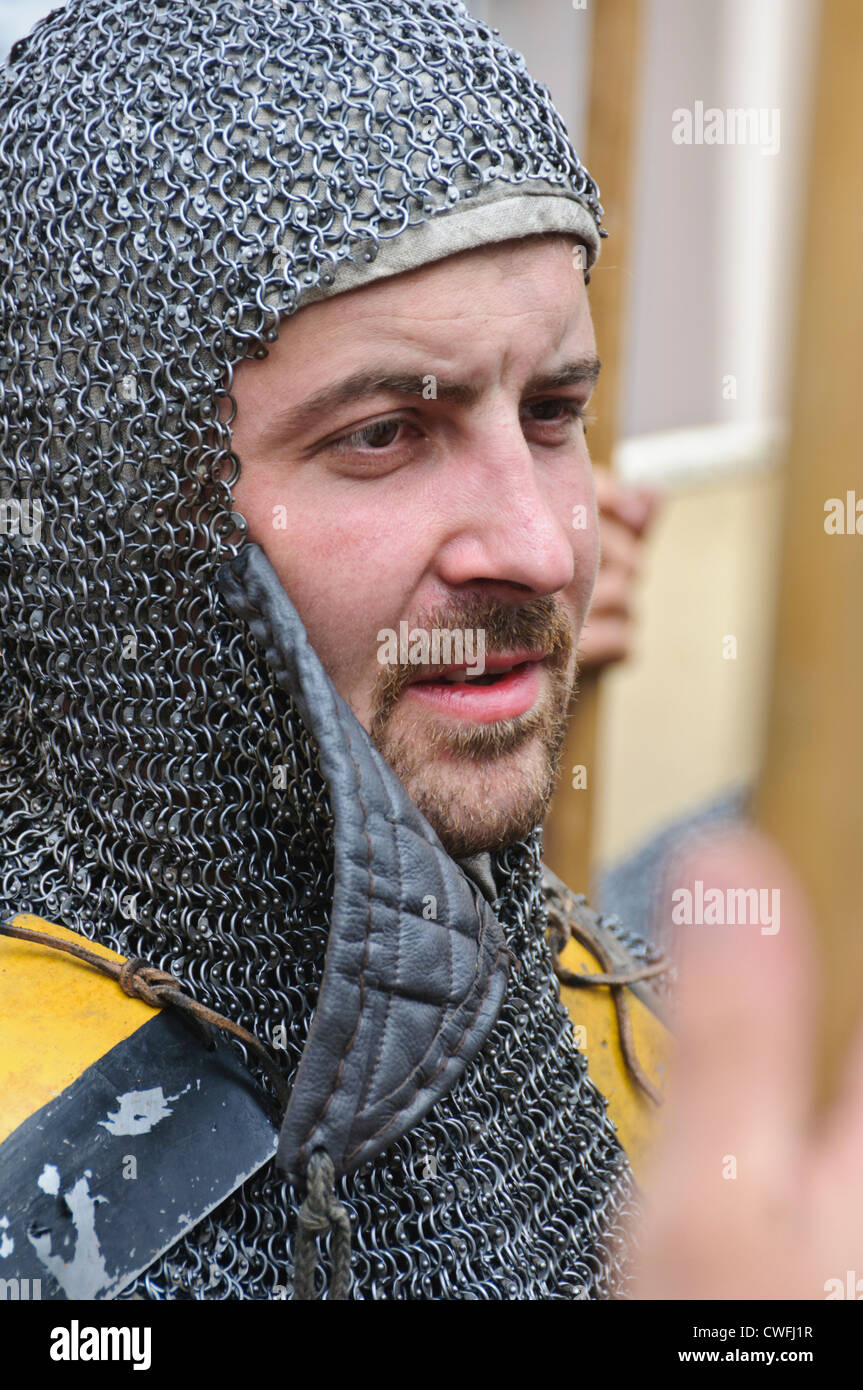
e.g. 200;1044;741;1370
218;544;512;1184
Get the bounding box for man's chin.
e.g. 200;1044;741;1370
375;730;565;861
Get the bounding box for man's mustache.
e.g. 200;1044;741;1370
371;595;573;727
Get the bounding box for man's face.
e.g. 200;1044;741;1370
227;235;600;858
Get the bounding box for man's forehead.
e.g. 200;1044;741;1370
312;235;589;329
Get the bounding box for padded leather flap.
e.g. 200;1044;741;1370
219;545;511;1181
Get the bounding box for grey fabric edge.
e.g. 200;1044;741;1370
291;189;601;311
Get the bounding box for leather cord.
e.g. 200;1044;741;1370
545;902;668;1107
0;919;289;1107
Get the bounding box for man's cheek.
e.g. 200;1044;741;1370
301;606;387;718
566;539;600;630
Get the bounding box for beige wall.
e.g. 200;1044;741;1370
595;464;783;864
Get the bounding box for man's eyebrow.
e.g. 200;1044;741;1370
262;371;477;443
261;355;602;444
522;356;602;395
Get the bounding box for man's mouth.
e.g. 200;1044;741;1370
402;652;547;723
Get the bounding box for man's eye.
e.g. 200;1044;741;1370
336;419;404;451
524;398;585;424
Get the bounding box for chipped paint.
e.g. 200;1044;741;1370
0;1214;13;1258
37;1162;61;1195
28;1170;110;1299
98;1083;189;1137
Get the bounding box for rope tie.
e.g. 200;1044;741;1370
545;899;669;1107
293;1150;352;1301
118;956;181;1007
0;920;289;1105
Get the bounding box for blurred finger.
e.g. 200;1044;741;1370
587;567;634;619
598;514;644;576
577;615;633;668
594;466;663;534
653;828;815;1189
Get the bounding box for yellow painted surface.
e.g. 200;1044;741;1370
0;914;156;1144
557;933;670;1185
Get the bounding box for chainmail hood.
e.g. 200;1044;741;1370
0;0;641;1298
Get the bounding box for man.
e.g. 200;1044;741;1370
1;0;860;1305
0;0;669;1301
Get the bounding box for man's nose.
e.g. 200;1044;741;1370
433;417;586;597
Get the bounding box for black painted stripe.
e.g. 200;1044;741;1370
0;1011;279;1299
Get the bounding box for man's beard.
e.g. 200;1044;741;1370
369;595;578;859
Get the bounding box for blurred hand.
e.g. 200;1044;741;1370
632;828;863;1300
578;467;662;671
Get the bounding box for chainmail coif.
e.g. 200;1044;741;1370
0;0;645;1297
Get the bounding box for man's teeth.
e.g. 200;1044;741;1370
437;666;514;684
